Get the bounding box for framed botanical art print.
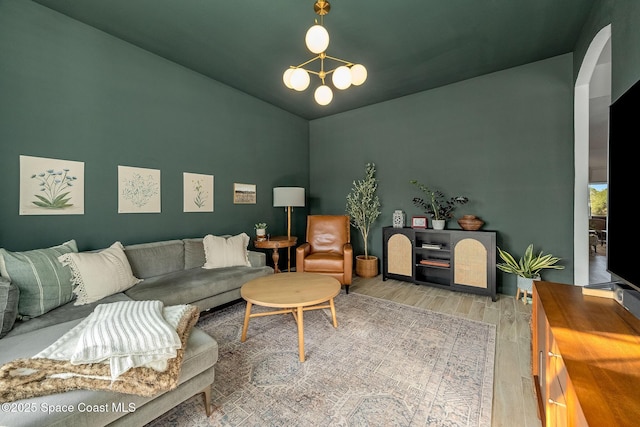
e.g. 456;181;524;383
118;165;161;213
183;172;214;212
19;155;85;215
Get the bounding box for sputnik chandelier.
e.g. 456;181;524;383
282;0;367;106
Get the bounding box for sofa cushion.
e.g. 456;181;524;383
0;277;19;338
124;240;185;279
0;240;77;318
203;233;251;269
124;265;270;306
4;293;132;338
58;242;141;305
184;238;205;269
302;252;346;273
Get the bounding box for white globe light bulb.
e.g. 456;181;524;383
350;64;368;86
305;24;329;54
290;68;310;91
314;85;333;105
283;69;295;89
332;66;352;90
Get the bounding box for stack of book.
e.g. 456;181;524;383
419;259;450;268
581;282;616;299
421;243;442;250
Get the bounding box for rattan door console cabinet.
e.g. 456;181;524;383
382;226;497;301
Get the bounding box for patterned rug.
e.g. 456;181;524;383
147;293;496;426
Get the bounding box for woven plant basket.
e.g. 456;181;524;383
356;255;378;278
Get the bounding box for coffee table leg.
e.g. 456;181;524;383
241;302;252;342
329;298;338;328
297;306;305;362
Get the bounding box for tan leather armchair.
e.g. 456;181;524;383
296;215;353;293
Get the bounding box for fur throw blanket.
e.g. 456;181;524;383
0;303;199;403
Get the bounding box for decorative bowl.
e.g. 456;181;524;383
457;215;484;231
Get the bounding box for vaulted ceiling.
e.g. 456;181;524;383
32;0;597;120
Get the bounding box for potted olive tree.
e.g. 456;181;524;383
410;180;468;229
346;163;381;277
497;244;564;303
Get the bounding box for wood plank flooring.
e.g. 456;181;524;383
348;276;541;427
589;242;611;284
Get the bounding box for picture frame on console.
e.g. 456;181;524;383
412;216;427;228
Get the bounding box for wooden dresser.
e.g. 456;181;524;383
532;281;640;426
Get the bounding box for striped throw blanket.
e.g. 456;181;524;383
37;300;183;380
0;302;199;402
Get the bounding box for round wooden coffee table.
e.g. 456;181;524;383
240;272;341;362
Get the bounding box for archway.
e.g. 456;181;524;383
574;24;611;285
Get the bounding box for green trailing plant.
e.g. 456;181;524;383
409;180;468;220
497;244;565;278
346;163;381;259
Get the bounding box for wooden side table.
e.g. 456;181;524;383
253;236;297;273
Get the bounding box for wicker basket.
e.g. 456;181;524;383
356;255;379;278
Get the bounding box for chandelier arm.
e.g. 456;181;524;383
292;55;321;69
323;55;354;66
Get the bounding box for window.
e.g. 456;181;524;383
589;183;607;217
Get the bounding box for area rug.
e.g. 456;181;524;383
147;293;496;427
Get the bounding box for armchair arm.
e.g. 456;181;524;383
296;243;311;273
343;243;353;284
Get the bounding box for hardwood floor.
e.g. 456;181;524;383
589;241;611;284
348;276;541;427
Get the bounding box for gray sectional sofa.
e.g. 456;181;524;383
0;237;273;426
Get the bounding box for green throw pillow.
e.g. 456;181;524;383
0;240;78;318
0;277;19;338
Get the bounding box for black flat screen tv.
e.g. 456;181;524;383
607;78;640;291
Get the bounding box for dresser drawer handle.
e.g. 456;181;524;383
548;398;567;408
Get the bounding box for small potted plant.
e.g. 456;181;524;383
254;222;268;241
409;180;468;229
346;163;381;277
497;244;565;303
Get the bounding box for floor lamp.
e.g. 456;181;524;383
273;187;305;271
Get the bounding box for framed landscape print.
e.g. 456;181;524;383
118;165;161;213
19;155;85;215
233;183;256;204
183;172;214;212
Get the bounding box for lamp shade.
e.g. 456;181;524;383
314;85;333;105
350;64;368;86
273;187;305;207
290;68;310;91
332;65;352;90
305;24;329;54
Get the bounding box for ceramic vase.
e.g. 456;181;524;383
392;210;406;228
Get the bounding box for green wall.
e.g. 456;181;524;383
0;0;309;255
611;0;640;101
573;0;640;101
309;54;575;295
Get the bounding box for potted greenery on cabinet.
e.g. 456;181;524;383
497;244;564;303
410;180;468;229
346;163;381;277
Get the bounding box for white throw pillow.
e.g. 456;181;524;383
202;233;251;269
58;242;142;305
